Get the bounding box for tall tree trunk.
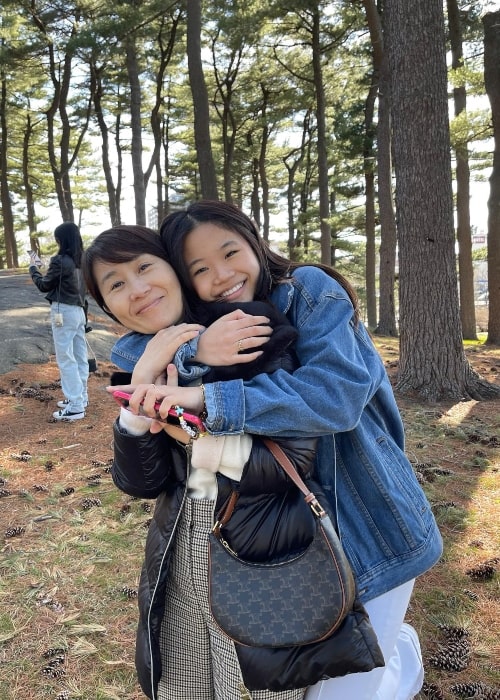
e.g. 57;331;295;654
30;9;91;223
311;6;332;265
186;0;219;200
91;62;120;226
216;72;235;204
285;160;296;257
363;0;398;337
386;0;498;400
43;43;74;222
0;70;17;268
114;111;123;224
258;85;270;241
284;151;303;260
161;92;172;219
248;132;261;228
22;113;38;252
57;48;76;222
126;37;146;225
483;11;500;345
299;136;314;257
285;111;310;260
212;42;241;203
144;14;180;205
447;0;477;340
376;65;398;337
364;74;378;329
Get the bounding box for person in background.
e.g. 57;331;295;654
29;222;88;421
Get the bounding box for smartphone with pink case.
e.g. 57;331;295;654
112;390;206;434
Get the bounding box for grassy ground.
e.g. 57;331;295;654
0;340;498;700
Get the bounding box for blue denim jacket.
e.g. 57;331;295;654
111;266;442;602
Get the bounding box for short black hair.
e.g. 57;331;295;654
82;225;173;321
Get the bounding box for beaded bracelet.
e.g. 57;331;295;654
173;405;199;439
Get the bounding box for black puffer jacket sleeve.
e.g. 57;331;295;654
112;420;186;499
219;436;320;563
238;436;317;496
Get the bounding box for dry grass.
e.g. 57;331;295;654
0;360;145;700
0;341;499;700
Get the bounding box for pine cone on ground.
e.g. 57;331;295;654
466;563;496;581
450;682;500;699
429;638;471;672
421;682;445;699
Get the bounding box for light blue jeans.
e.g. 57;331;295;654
50;302;88;413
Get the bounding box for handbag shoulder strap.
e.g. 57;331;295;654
56;256;63;310
213;439;326;535
262;438;326;518
212;491;239;536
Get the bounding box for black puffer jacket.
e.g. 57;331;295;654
112;426;319;699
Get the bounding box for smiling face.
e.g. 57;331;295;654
183;223;261;303
94;254;184;334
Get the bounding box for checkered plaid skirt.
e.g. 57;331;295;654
158;497;306;700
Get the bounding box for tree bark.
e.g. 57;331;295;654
144;13;181;209
248;131;261;228
363;0;398;336
126;36;146;226
364;74;378;330
386;0;498;400
91;61;120;226
30;8;92;223
186;0;219;200
212;40;240;203
161;90;172;219
0;70;17;268
284;111;310;260
375;64;398;338
483;11;500;345
447;0;477;340
311;7;332;265
22;113;38;252
284;153;303;258
258;84;271;241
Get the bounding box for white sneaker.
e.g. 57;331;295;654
53;407;85;421
57;399;89;409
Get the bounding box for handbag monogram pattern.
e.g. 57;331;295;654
208;439;356;648
209;518;353;647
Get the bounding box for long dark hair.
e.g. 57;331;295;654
82;225;176;323
54;222;84;267
159;200;359;321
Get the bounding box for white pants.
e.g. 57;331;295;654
305;580;423;700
